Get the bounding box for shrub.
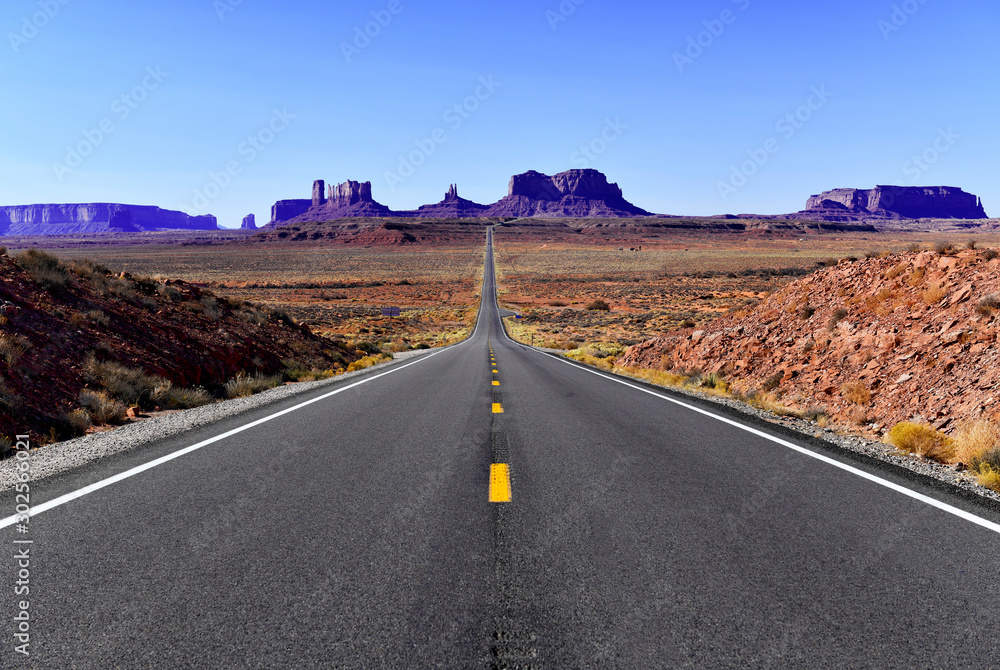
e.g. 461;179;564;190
967;239;978;250
841;379;872;405
905;242;922;253
908;266;926;286
84;356;165;407
952;419;1000;466
922;282;947;304
885;421;954;462
884;262;908;280
976;294;1000;317
761;372;783;392
985;249;999;261
64;408;92;436
802;407;830;425
976;465;1000;493
934;240;954;255
79;389;127;425
548;300;568;307
0;333;31;366
585;298;611;311
798;305;816;319
827;308;849;330
346;353;392;373
678;318;696;329
150;381;214;409
0;377;21;412
224;372;283;398
16;249;75;295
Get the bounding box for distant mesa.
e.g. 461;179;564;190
484;169;652;218
793;186;987;221
0;203;217;236
267;169;651;226
414;184;489;218
241;213;257;230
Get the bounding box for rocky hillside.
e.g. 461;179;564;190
0;249;360;447
619;246;1000;435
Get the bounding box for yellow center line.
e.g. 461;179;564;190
492;403;504;413
492;380;500;386
489;463;511;503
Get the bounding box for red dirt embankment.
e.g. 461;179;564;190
619;248;1000;435
0;251;357;446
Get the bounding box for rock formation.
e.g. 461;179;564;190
485;169;652;218
798;186;987;221
0;204;218;236
412;184;489;218
312;180;326;208
270;179;393;225
241;213;257;230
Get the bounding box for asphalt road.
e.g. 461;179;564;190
2;228;1000;668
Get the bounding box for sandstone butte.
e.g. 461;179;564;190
618;248;1000;437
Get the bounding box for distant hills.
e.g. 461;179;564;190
0;170;992;237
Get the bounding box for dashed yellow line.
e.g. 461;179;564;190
492;403;504;414
492;381;500;386
489;463;511;503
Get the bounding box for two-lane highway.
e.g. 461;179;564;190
3;228;1000;667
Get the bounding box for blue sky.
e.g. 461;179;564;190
2;0;997;227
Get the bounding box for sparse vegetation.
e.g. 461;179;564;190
841;379;872;406
952;419;1000;466
885;421;954;462
921;282;947;304
346;353;393;373
585;298;611;311
934;240;954;255
0;334;31;366
224;372;283;399
15;249;75;295
827;308;848;330
84;356;164;408
79;389;128;425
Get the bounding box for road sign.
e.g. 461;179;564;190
382;307;400;317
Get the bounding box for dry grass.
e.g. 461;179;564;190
0;334;31;366
79;389;127;425
346;353;392;373
884;262;908;280
908;266;926;286
951;419;1000;465
885;421;955;462
921;282;948;304
224;372;283;399
841;379;872;406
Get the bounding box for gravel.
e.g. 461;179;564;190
0;349;431;493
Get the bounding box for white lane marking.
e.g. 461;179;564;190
547;355;1000;536
0;350;446;530
487;240;1000;537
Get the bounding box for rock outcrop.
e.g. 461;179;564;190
0;204;217;235
797;186;987;221
485;169;652;218
269;179;393;225
618;248;1000;435
412;184;489;218
241;213;257;230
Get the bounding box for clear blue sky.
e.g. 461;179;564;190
2;0;997;227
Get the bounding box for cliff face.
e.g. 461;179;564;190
485;169;651;217
269;180;392;226
0;204;217;235
804;186;987;220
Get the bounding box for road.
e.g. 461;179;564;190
2;228;1000;668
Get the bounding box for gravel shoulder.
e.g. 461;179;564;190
0;349;432;493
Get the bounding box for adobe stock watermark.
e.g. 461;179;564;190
214;0;244;21
384;75;501;191
717;85;834;202
571;118;628;167
878;0;930;40
189;107;295;212
673;0;751;73
546;0;585;31
340;0;403;63
7;0;71;53
12;435;32;658
902;127;958;182
52;66;169;182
